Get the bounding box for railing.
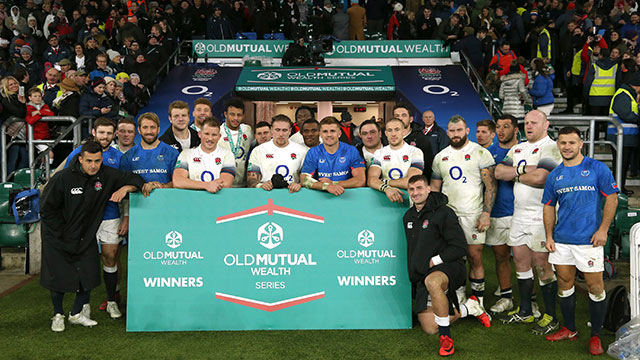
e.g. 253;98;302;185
545;115;624;185
26;116;85;187
458;50;502;118
1;116;85;184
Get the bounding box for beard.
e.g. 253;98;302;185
450;134;467;148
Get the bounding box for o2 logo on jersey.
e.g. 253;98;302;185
201;171;215;182
235;147;245;160
388;168;404;180
258;222;283;250
276;165;293;183
449;166;467;183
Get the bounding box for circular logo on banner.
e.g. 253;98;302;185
258;222;284;250
194;42;206;55
165;231;183;249
257;72;282;80
358;229;375;248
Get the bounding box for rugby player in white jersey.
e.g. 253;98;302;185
368;118;423;203
358;119;383;168
495;110;561;335
247;115;308;193
217;98;254;187
173;117;236;193
431;115;496;327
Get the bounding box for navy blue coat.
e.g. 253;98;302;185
79;88;118;119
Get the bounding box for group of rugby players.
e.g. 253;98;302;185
49;97;616;359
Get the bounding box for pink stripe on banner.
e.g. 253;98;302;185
215;291;325;312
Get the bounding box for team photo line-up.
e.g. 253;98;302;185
41;97;616;357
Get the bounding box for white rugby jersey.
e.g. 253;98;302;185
248;140;308;184
371;143;424;180
432;141;495;216
362;146;381;169
176;145;236;181
501;135;561;224
217;123;254;187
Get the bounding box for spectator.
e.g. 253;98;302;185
122;73;150;116
229;0;250;35
43;34;72;67
416;7;437;40
106;49;125;73
347;0;366;40
452;27;482;69
453;5;471;28
83;37;102;72
25;86;54;155
331;4;349;40
38;67;62;109
364;0;386;36
437;13;463;46
53;77;81;118
253;0;277;40
5;6;26;37
584;48;622;116
73;43;87;71
489;42;517;73
89;53;114;80
387;3;404;40
0;76;28;174
79;76;117;120
206;5;235;39
529;58;556;116
499;63;530;118
14;45;43;88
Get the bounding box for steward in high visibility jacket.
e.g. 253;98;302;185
584;52;621;108
609;74;640;194
537;26;551;60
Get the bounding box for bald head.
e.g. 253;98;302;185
523;110;549;142
46;68;60;84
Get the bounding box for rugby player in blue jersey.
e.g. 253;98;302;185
542;126;618;356
300;116;366;196
120;112;179;192
486;115;518;314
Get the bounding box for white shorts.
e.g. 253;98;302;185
486;216;511;246
549;243;604;273
508;221;547;252
96;218;122;245
459;214;485;245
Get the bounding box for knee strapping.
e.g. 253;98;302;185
103;264;118;273
516;269;534;279
539;274;557;287
558;286;575;298
589;290;606;302
434;315;450;327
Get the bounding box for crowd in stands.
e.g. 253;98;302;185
2;0;640;181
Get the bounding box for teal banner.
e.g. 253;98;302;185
126;189;411;332
235;67;395;100
192;40;449;58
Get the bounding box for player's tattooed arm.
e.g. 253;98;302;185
481;166;497;213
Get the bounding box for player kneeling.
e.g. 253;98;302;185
404;175;490;357
172;118;236;192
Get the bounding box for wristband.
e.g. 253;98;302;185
322;182;329;191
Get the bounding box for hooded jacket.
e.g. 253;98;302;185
403;191;467;284
79;87;117;119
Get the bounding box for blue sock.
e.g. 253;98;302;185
589;296;606;336
560;292;576;331
541;281;557;318
500;287;513;299
438;325;451;337
517;278;534;315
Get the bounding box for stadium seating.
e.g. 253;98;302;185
12;168;43;188
0;182;28;248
